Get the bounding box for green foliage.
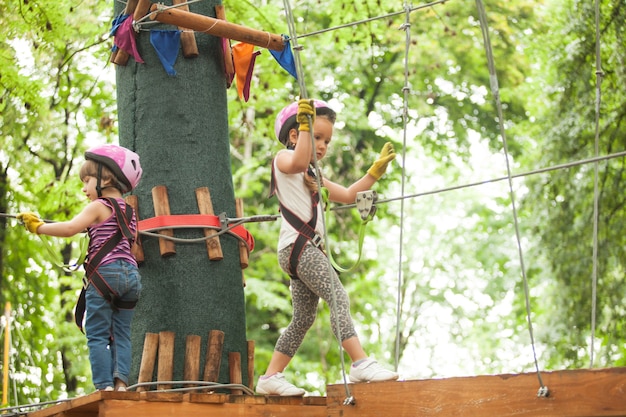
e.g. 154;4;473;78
1;0;116;405
518;0;626;369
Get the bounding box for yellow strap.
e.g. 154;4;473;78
321;188;375;274
39;233;88;273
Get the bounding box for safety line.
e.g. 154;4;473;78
393;2;412;373
127;0;449;39
133;0;204;28
126;380;255;395
0;381;255;414
475;0;546;395
332;150;626;212
281;0;354;404
589;0;604;368
292;0;449;40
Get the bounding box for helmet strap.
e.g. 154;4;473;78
96;163;104;197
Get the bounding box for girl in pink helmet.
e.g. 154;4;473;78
18;144;143;392
256;99;398;396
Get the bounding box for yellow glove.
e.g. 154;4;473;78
17;212;44;234
296;99;315;132
367;142;396;180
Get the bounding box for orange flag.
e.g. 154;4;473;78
232;42;261;102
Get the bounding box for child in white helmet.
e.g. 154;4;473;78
256;99;398;396
18;144;143;392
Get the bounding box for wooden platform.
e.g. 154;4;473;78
25;367;626;417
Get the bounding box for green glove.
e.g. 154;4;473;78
296;99;315;132
17;212;44;234
367;142;396;180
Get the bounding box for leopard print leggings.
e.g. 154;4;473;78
275;243;358;357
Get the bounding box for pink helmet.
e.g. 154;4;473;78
85;144;142;193
274;99;336;146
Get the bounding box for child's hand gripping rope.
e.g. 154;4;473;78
296;98;315;132
17;212;44;234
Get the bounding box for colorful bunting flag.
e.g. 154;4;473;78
150;30;181;76
110;13;129;36
114;17;144;64
232;43;261;102
269;40;298;79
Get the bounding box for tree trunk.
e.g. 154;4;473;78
114;0;247;387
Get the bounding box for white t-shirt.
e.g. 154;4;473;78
273;150;325;251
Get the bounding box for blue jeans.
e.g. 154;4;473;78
85;260;141;390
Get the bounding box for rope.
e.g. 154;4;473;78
125;380;255;395
281;0;354;404
4;214;88;273
323;208;373;274
475;0;547;395
292;0;448;40
137;213;268;250
0;381;255;415
133;0;204;30
589;0;604;368
393;1;412;373
332;150;626;212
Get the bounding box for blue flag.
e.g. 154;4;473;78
270;40;297;79
150;30;182;76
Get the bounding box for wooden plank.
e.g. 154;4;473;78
247;340;255;391
203;330;224;387
124;194;144;264
183;334;201;388
143;392;184;402
188;392;229;404
172;0;199;58
99;399;325;417
235;198;249;269
228;352;243;395
195;187;223;260
25;391;140;417
214;4;235;76
151;185;176;257
157;331;176;390
25;368;626;417
137;333;159;392
326;367;626;417
26;392;100;417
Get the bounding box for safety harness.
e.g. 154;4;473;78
74;197;137;332
270;161;323;279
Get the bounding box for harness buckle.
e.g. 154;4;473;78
310;233;323;248
82;276;90;289
356;190;378;221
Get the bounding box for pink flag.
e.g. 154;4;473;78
114;17;144;64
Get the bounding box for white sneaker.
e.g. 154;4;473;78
349;358;399;383
256;373;306;396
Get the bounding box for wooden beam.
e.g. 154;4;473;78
25;368;626;417
149;5;285;51
326;367;626;417
26;392;326;417
99;398;324;417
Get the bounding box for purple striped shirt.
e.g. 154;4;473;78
87;198;138;267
